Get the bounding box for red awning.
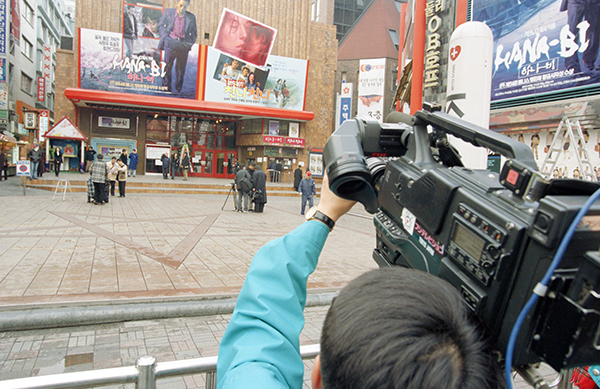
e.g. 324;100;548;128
65;88;315;122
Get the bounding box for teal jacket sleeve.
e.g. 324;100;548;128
216;221;330;389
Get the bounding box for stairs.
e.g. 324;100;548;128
25;178;311;197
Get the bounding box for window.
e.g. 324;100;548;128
388;29;399;51
22;2;35;26
21;73;33;94
21;38;34;60
311;0;320;21
240;119;263;134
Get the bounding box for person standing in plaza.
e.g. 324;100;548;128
171;151;180;179
90;154;109;205
128;149;138;177
275;159;283;182
53;146;63;177
235;164;252;213
161;153;170;179
268;159;276;182
0;149;8;181
157;0;197;94
107;157;119;196
27;143;42;179
181;151;190;180
252;165;267;213
293;164;302;191
298;171;316;215
116;159;128;197
84;146;96;172
119;149;128;165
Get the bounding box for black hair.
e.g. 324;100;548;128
142;7;162;23
320;268;503;389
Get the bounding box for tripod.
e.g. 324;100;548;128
222;182;237;211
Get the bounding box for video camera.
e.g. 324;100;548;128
324;103;600;372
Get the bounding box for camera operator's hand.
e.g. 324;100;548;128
317;173;356;222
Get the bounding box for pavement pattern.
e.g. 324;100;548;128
0;175;565;388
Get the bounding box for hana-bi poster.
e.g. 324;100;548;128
79;28;198;99
204;46;308;110
472;0;600;101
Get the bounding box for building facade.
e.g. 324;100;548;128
54;0;337;178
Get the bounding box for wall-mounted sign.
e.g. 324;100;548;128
98;116;130;129
37;77;45;102
284;137;305;148
24;112;37;129
289;122;299;137
263;135;284;145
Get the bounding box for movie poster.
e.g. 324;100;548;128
204;46;308;110
213;8;277;68
80;27;198;99
472;0;600;101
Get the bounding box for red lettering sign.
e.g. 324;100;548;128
37;77;45;102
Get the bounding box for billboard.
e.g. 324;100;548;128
357;58;386;122
214;8;277;68
472;0;600;101
204;46;308;110
79;28;198;99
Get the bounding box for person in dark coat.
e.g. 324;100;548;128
171;151;180;179
0;149;8;181
53;146;63;177
252;165;268;213
161;153;170;179
275;159;283;182
119;149;128;165
293;165;302;191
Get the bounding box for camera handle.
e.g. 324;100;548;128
413;107;539;172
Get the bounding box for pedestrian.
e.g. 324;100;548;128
0;149;8;181
293;164;302;191
269;159;276;182
275;159;283;182
233;158;240;175
84;146;96;172
53;146;63;177
298;171;316;215
119;149;128;165
181;151;190;181
28;143;42;179
128;149;138;177
161;153;170;179
252;165;267;213
171;151;180;179
235;164;252;213
116;159;127;197
89;154;109;204
107;157;118;196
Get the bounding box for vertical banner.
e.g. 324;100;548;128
39;110;50;141
42;45;52;84
358;58;386;122
0;0;6;55
37;77;45;102
0;84;7;110
0;57;6;82
337;82;353;128
422;0;455;106
10;0;20;44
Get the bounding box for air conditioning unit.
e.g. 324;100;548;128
8;101;16;111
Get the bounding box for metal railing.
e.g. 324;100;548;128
1;344;320;389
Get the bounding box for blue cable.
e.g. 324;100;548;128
505;187;600;389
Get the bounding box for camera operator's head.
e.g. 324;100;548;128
313;268;502;389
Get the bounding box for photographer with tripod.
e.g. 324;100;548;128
234;164;252;213
216;174;503;389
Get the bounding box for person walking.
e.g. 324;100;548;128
0;149;8;181
252;165;267;213
171;151;180;179
53;146;63;177
235;164;252;213
181;151;190;181
293;164;302;191
28;143;42;179
298;171;316;215
161;153;170;179
128;149;138;177
107;157;119;196
116;159;127;197
89;154;109;205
